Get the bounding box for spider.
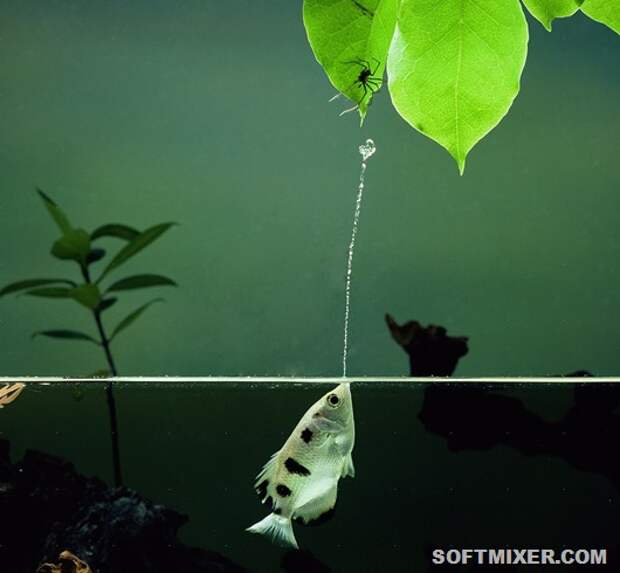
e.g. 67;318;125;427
331;57;383;116
346;57;383;104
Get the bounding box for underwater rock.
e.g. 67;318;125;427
0;440;248;573
418;372;620;492
385;314;469;376
281;549;332;572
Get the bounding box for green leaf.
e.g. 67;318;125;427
107;274;177;292
36;188;72;234
69;284;102;310
98;223;176;281
32;330;100;344
99;297;118;312
51;229;92;263
388;0;529;174
111;298;164;341
91;224;140;241
522;0;581;30
86;248;106;265
303;0;399;121
581;0;620;34
1;278;76;297
25;287;72;298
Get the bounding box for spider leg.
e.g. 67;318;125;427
345;58;370;68
339;103;360;117
370;57;381;75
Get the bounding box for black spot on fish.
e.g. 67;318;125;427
276;484;292;497
256;479;269;500
285;457;311;476
301;427;313;443
274;507;282;515
295;507;336;527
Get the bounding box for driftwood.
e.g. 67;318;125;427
0;383;25;408
37;551;92;573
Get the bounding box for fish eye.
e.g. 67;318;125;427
327;393;340;408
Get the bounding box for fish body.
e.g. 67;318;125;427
247;382;355;549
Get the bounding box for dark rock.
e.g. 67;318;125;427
385;314;469;376
0;440;248;573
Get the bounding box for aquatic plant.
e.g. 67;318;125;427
303;0;619;172
0;190;177;486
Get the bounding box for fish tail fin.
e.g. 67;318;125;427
246;513;298;549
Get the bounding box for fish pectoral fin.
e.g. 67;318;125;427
294;480;338;526
309;415;344;434
341;453;355;478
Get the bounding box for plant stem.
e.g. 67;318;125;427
82;264;124;488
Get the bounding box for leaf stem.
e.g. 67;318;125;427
81;264;124;488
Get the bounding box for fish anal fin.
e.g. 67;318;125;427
294;479;338;526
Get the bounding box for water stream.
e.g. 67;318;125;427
342;138;376;377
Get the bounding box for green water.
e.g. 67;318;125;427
2;380;619;571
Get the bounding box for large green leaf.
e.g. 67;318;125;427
581;0;620;34
51;229;92;263
98;223;176;281
32;330;100;344
36;188;72;234
388;0;529;173
91;224;140;241
1;278;76;297
69;284;102;310
522;0;581;30
111;298;163;341
303;0;399;120
107;274;177;292
25;287;72;298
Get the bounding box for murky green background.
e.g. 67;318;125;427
1;381;618;572
1;1;619;377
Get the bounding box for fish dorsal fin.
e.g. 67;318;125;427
294;478;338;526
254;449;280;489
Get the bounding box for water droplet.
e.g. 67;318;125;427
358;138;376;162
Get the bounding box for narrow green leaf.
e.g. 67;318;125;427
36;188;72;234
25;287;72;298
111;298;164;341
32;330;100;344
91;224;140;241
98;297;118;312
69;284;102;310
1;278;76;297
98;223;176;281
303;0;399;121
86;248;106;265
388;0;529;174
581;0;620;34
51;229;92;263
522;0;581;30
107;274;177;292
